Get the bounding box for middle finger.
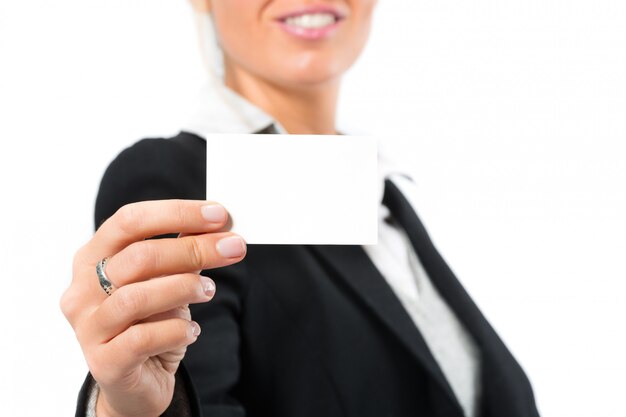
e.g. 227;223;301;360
104;231;246;287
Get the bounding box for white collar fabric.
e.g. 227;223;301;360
183;81;286;135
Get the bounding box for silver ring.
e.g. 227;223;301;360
96;257;116;296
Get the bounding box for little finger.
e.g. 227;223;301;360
92;318;201;384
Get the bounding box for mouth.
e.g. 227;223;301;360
275;6;347;40
283;12;343;29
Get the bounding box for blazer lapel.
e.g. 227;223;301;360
307;243;464;413
384;178;543;417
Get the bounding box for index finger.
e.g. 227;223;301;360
82;200;229;262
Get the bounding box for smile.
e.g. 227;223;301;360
276;7;346;40
284;13;340;29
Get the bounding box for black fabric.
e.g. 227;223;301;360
75;130;540;417
75;371;95;417
383;179;541;417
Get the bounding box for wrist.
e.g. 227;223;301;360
95;391;159;417
95;392;122;417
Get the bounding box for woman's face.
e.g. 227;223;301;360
193;0;378;89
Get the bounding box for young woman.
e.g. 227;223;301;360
61;1;540;416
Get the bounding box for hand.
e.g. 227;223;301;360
60;200;247;417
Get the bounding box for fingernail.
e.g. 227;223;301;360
201;204;227;223
200;275;216;296
190;321;201;337
216;235;246;258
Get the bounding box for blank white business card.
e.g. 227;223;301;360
206;134;378;245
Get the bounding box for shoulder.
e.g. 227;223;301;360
104;131;206;175
94;131;206;229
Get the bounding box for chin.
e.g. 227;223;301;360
269;51;352;89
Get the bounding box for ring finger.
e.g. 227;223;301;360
79;272;215;344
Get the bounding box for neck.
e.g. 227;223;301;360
223;62;340;135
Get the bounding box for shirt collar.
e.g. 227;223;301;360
183;80;287;135
181;81;415;212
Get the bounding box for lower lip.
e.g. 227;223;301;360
277;19;343;41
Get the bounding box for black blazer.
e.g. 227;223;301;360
76;130;540;417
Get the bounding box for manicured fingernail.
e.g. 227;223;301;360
216;235;246;258
190;321;201;337
200;275;216;296
201;204;227;223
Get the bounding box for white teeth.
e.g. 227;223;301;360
284;13;337;29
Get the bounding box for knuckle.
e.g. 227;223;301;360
187;238;208;269
59;287;81;323
126;325;151;357
176;275;199;298
72;245;88;269
122;241;156;272
115;203;142;236
113;287;147;320
177;319;191;341
173;201;190;228
169;319;190;343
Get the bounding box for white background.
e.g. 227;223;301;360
1;1;625;416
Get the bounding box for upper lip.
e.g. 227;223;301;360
274;4;348;22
